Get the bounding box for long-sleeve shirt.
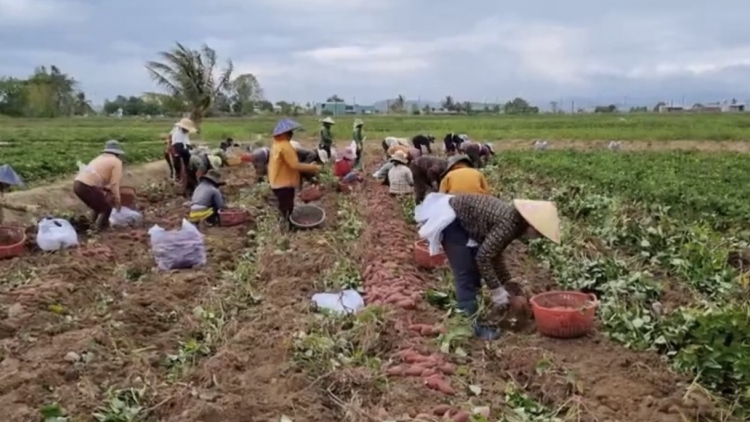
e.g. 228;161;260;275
352;128;364;147
319;126;334;146
449;195;527;290
410;157;447;203
190;181;225;211
387;164;413;194
268;140;318;189
439;167;489;195
189;154;212;174
75;153;123;203
170;127;191;146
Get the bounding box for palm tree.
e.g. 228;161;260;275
145;43;234;127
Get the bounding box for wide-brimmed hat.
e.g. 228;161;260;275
320;117;335;125
353;119;364;127
273;118;302;137
175;118;197;134
102;139;125;155
440;154;472;179
513;199;561;244
390;151;408;164
208;155;223;169
200;169;225;186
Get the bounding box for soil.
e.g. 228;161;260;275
0;140;738;421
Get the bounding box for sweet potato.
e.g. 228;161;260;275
395;299;416;309
385;365;406;376
432;404;451;415
420;325;435;336
402;351;429;363
451;410;470;422
414;414;432;421
421;368;437;377
425;376;455;395
409;323;429;333
405;365;427;376
439;363;456;375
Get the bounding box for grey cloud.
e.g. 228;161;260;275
1;0;749;107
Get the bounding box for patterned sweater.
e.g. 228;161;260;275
449;194;528;290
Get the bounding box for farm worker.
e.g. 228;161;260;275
296;147;324;187
184;149;221;198
334;147;361;184
170;118;197;184
161;133;177;181
412;134;435;154
416;193;561;339
318;117;335;161
382;136;409;157
387;143;410;158
409;156;447;204
352;119;365;168
187;169;226;225
408;147;422;161
0;164;23;194
249;146;271;183
73;140;125;231
386;151;413;195
219;137;236;151
439;155;489;195
443;133;460;156
270;118;320;229
459;141;492;168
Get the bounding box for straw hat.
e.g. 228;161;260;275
353;119;364;127
200;169;225;186
320;116;335;125
175;118;197;133
102;139;125;155
512;200;561;244
274;118;302;137
390;151;408;164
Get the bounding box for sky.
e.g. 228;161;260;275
0;0;749;108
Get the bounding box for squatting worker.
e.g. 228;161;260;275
188;169;226;225
459;140;494;168
409;156;447;204
170;118;197;182
269;118;320;229
439;155;489;195
416;193;561;340
73;140;125;231
318;117;335;160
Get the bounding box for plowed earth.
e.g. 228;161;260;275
0;141;734;422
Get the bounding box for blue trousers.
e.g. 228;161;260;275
441;220;482;304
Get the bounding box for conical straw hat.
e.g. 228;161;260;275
512;199;560;244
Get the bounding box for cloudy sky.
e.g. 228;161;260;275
1;0;748;107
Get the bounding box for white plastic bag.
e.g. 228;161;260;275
36;218;79;251
415;193;480;254
109;207;142;227
312;289;364;314
148;219;206;270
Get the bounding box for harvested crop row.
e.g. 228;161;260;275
354;174;481;421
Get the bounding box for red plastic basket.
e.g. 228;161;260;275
299;186;323;203
218;208;249;227
530;291;598;339
414;239;446;269
0;226;26;260
107;186;136;208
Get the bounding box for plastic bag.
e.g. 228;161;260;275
148;219;206;270
109;206;142;227
312;289;364;314
36;217;79;251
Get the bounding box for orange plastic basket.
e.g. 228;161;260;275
0;226;26;260
530;291;598;339
414;239;446;269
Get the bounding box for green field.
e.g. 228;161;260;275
1;113;749;184
483;152;750;413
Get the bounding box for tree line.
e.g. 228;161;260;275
0;65;94;117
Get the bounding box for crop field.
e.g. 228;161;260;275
0;116;749;421
1;113;750;184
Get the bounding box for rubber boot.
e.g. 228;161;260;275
456;300;501;341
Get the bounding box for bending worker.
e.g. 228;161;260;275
416;193;561;340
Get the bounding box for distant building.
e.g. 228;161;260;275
314;102;377;115
727;104;745;112
658;104;686;113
